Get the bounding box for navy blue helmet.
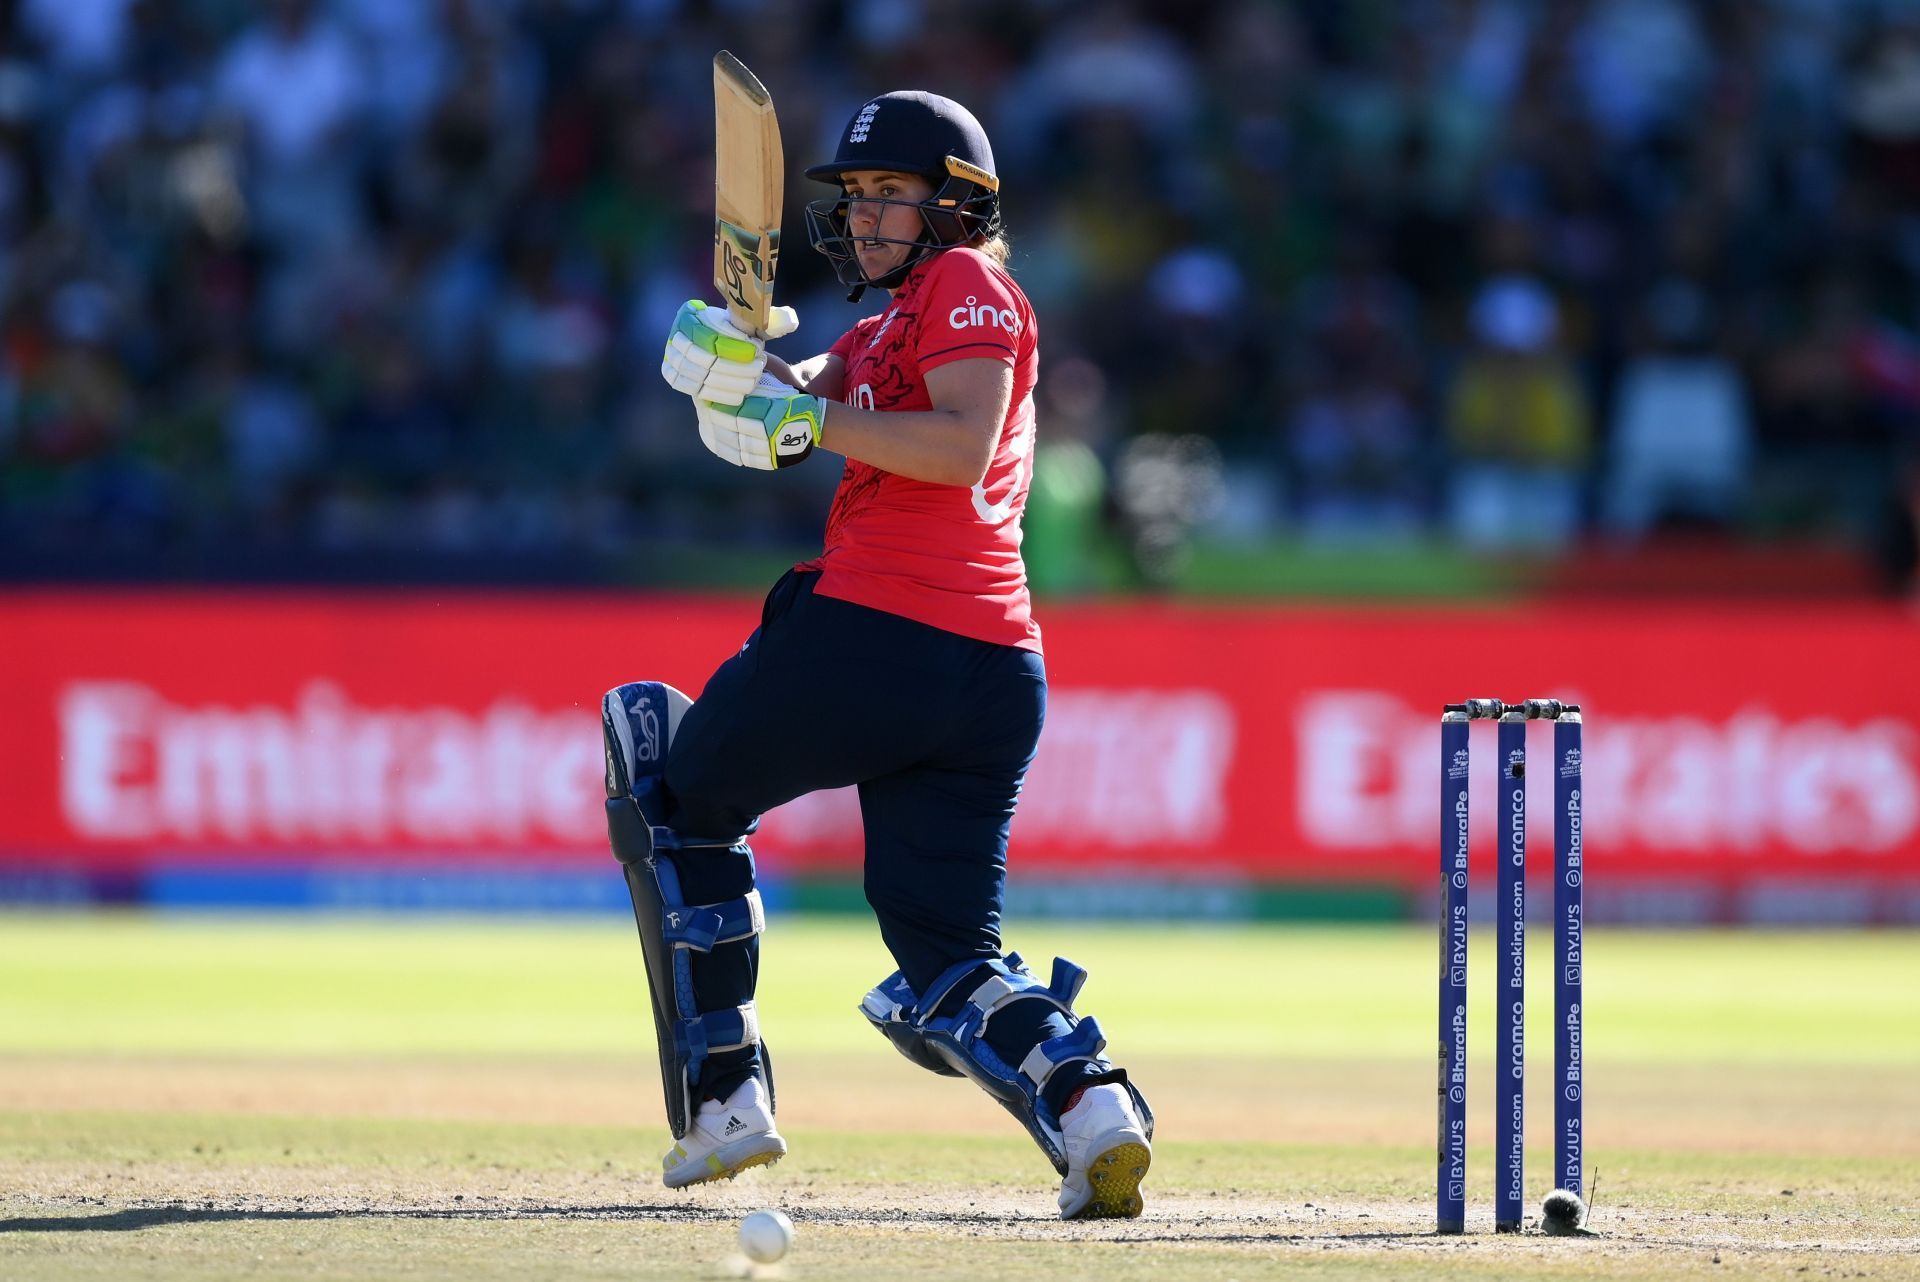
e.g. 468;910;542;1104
803;91;1003;295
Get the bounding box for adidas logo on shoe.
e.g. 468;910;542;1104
661;1080;787;1190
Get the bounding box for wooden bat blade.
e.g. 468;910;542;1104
714;50;783;336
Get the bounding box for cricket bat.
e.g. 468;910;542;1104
713;51;783;338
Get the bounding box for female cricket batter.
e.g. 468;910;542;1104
601;90;1153;1219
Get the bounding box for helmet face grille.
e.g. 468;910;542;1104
803;189;999;291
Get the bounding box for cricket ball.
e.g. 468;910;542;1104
739;1208;794;1263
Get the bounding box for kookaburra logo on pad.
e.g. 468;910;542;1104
635;699;662;763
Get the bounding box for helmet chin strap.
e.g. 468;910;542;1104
851;237;933;301
847;260;907;303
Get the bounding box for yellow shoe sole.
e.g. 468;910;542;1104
665;1144;785;1189
1069;1140;1151;1219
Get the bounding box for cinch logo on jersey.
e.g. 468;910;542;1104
848;101;879;142
949;295;1023;336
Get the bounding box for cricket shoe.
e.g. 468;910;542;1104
661;1078;786;1189
1057;1082;1151;1219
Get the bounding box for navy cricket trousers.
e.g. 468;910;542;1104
662;570;1060;1103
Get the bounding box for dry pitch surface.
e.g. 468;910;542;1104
3;917;1917;1280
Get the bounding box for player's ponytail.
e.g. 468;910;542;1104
974;232;1013;272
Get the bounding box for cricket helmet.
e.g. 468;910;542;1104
803;91;1003;294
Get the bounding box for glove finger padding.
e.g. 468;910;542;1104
694;373;826;472
695;400;772;471
697;412;741;468
678;299;762;359
664;331;764;404
661;300;781;405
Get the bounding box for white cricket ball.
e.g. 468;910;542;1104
738;1208;793;1263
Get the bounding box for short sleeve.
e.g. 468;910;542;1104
827;326;860;363
915;251;1025;372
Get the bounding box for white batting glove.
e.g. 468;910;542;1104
661;299;799;407
695;372;828;470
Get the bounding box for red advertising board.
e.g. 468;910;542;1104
3;591;1918;905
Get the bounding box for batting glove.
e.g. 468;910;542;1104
661;299;799;407
696;373;828;470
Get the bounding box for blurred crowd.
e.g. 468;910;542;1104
3;0;1920;590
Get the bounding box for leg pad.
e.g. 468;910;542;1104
859;954;1153;1175
604;682;773;1139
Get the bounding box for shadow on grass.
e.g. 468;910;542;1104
4;1205;1441;1243
1;1205;731;1233
1123;1230;1438;1245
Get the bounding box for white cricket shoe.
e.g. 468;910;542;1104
1057;1082;1151;1219
661;1078;786;1189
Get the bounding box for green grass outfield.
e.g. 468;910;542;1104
3;916;1918;1280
